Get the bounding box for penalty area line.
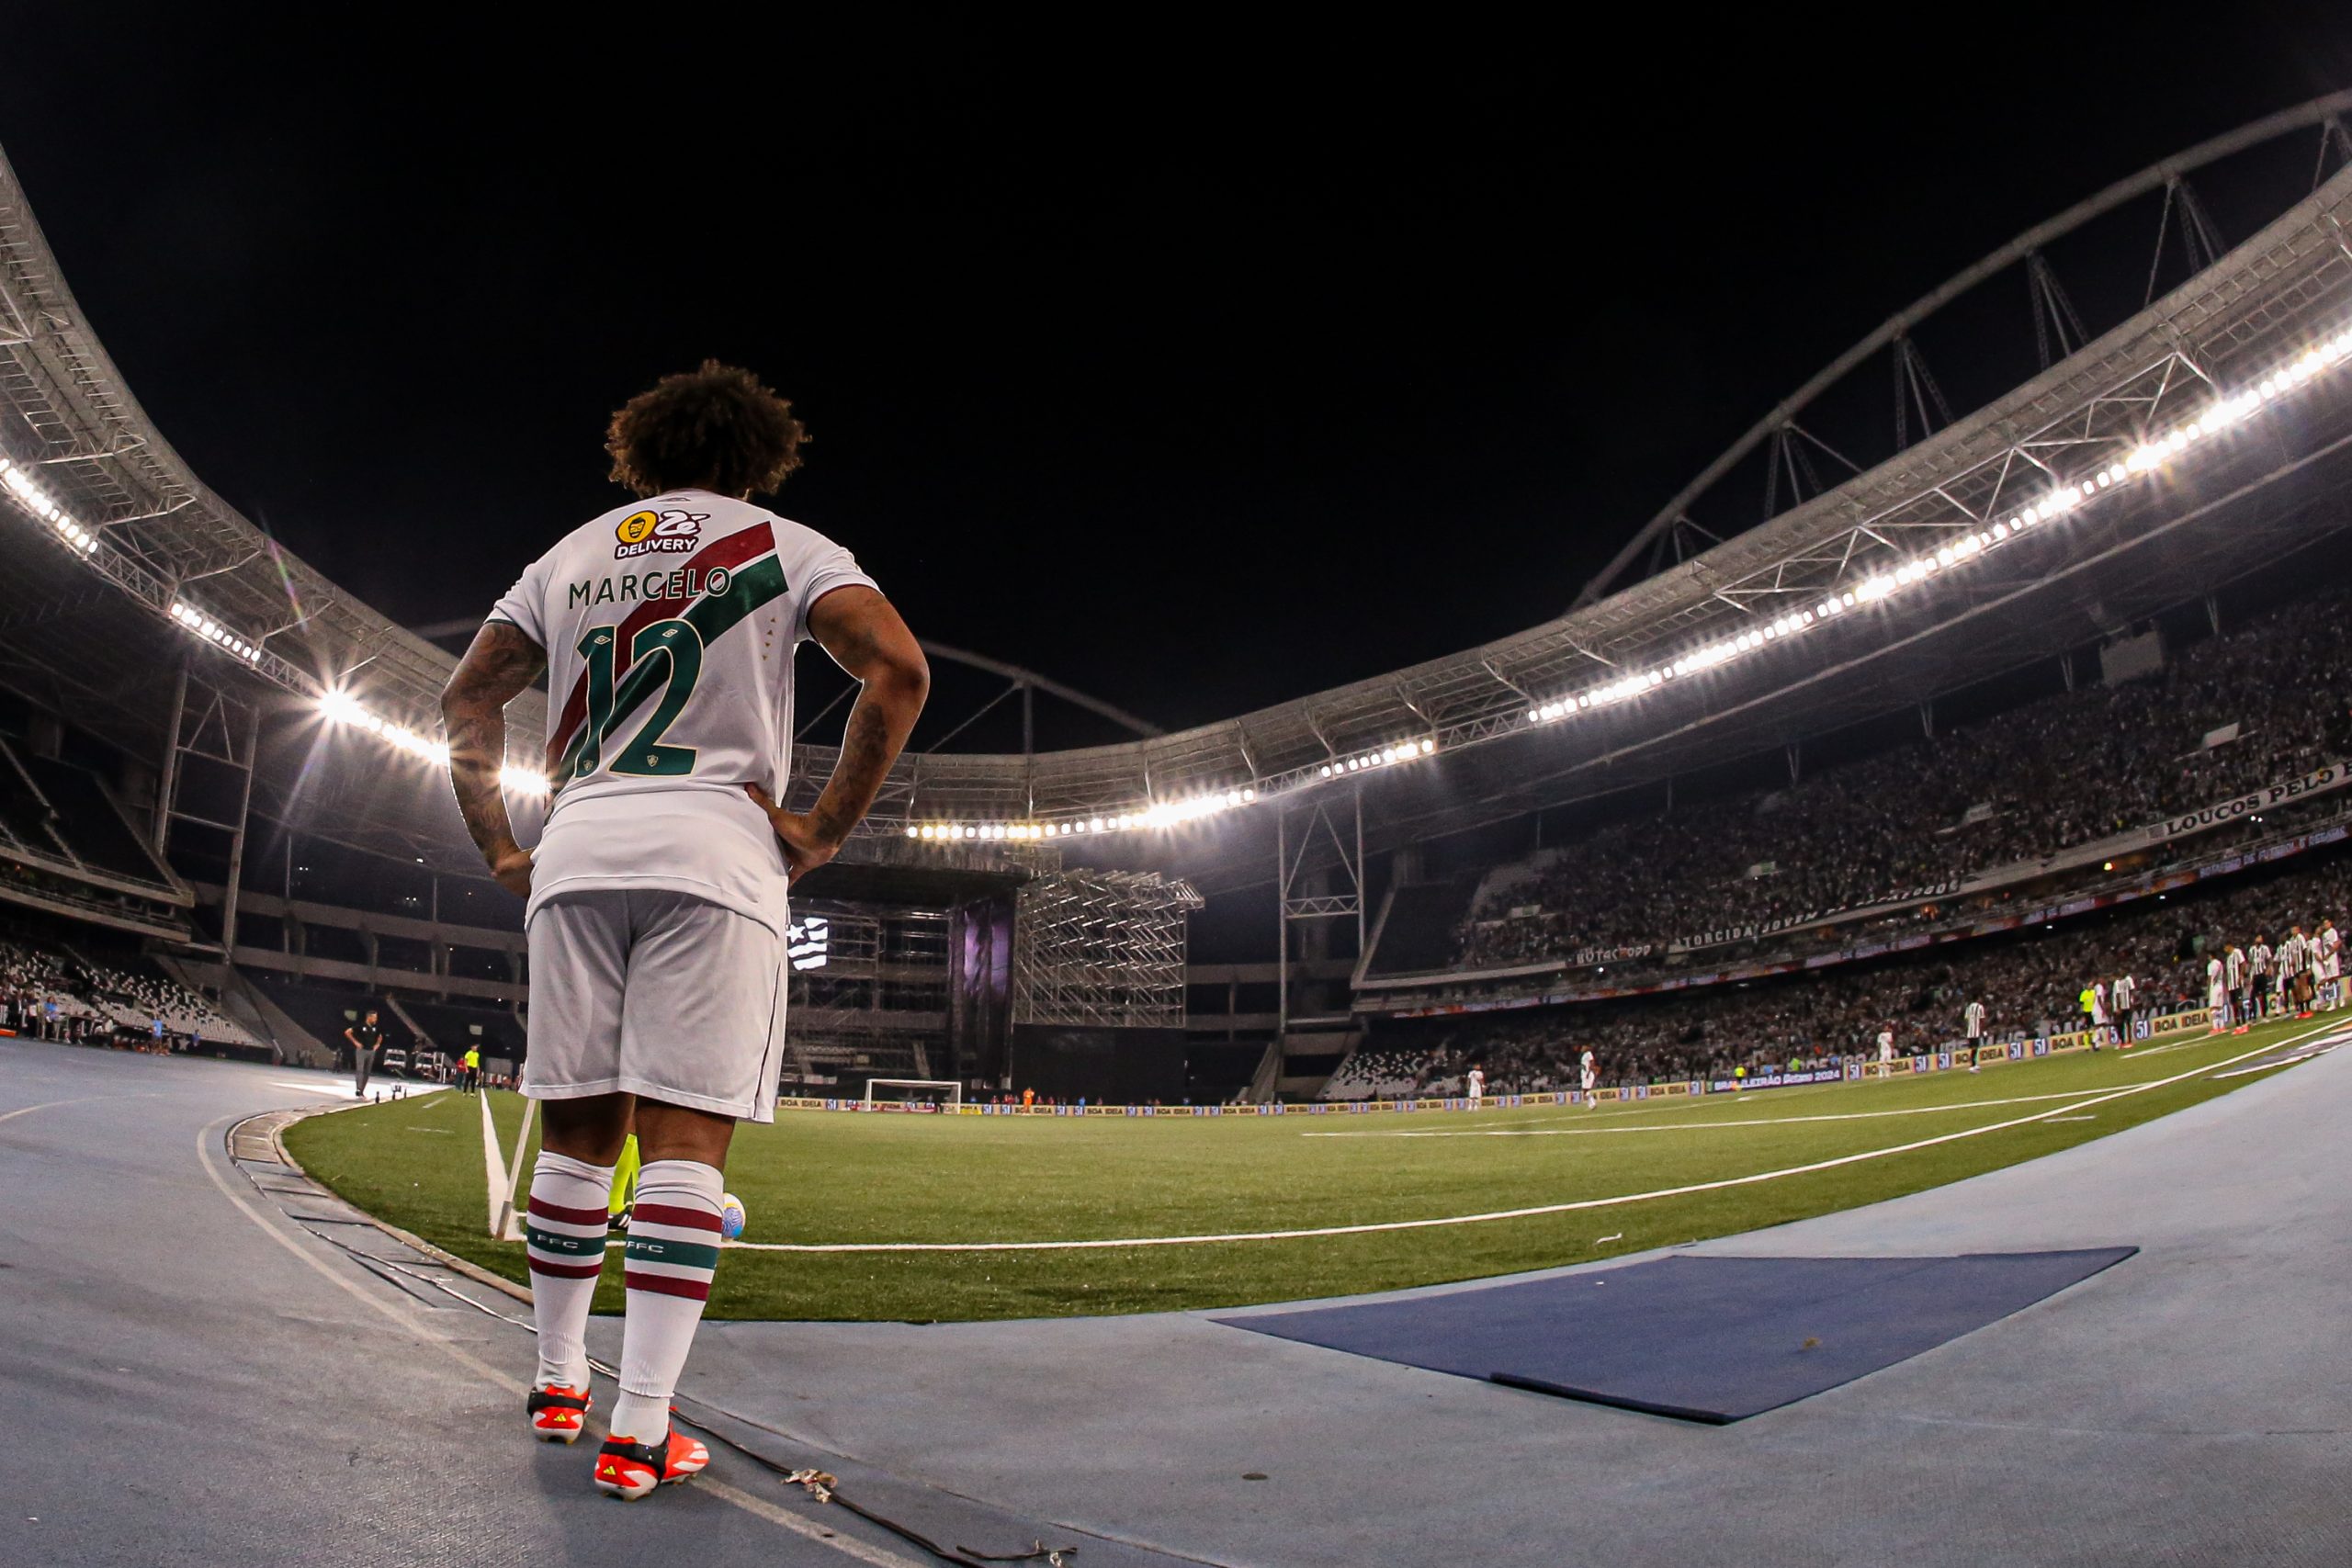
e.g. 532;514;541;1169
724;1025;2329;1255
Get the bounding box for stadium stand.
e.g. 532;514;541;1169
1435;593;2352;977
248;975;416;1059
1340;850;2352;1097
0;925;266;1055
10;746;176;886
72;957;260;1050
0;744;76;864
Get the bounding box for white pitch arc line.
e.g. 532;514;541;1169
1299;1083;2126;1138
724;1028;2328;1255
2211;1041;2344;1079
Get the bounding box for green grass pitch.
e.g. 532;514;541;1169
280;1017;2336;1322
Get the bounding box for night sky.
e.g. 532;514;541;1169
5;7;2350;749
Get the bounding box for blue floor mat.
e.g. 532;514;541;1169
1215;1248;2135;1423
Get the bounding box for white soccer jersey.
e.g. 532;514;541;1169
2112;976;2134;1009
2225;949;2246;989
1876;1030;1894;1061
2320;926;2342;978
2250;942;2274;977
1466;1069;1485;1097
1962;1001;1985;1039
2280;934;2311;976
489;491;876;922
2206;956;2226;1003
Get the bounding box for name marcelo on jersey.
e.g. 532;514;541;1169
567;564;734;610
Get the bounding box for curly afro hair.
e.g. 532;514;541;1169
605;361;808;499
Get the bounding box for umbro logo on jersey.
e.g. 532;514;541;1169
614;507;708;558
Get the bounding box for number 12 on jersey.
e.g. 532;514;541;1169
572;617;706;779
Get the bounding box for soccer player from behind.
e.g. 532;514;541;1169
1578;1046;1598;1106
1465;1064;1485;1109
2225;941;2250;1034
2248;933;2274;1021
440;364;928;1499
2111;971;2137;1048
1962;998;1986;1071
2206;951;2228;1034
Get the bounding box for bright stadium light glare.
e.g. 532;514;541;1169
1518;325;2352;732
313;680;545;794
0;456;99;556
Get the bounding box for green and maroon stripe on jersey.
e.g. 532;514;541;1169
548;529;789;784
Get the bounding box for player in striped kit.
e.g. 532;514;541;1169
2110;972;2138;1048
2225;942;2251;1034
2248;935;2275;1022
2279;925;2314;1020
442;365;929;1498
1962;998;1987;1072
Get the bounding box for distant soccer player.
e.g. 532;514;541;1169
2248;934;2274;1021
2206;951;2228;1034
1962;998;1986;1071
2111;972;2137;1048
2280;925;2313;1019
1578;1047;1598;1105
2318;918;2343;1010
2225;942;2250;1034
441;364;929;1499
1876;1025;1896;1078
1465;1064;1485;1109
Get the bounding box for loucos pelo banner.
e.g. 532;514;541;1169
2143;761;2349;841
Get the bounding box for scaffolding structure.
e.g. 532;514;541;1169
1012;870;1202;1028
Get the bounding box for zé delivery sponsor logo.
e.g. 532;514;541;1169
614;507;707;559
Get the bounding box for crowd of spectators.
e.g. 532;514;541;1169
1454;594;2352;970
1353;852;2352;1098
0;936;262;1055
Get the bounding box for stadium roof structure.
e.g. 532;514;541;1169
7;97;2352;895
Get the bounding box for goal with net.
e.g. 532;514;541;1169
861;1078;963;1111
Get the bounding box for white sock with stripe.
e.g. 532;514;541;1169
526;1151;616;1391
611;1158;725;1444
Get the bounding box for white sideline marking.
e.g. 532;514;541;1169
1300;1084;2124;1138
726;1027;2328;1254
479;1088;505;1237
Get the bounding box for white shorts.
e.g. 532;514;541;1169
525;886;787;1122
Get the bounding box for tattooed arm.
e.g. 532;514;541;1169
746;585;928;883
440;619;548;897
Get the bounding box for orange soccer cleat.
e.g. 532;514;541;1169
526;1384;594;1444
593;1427;709;1499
